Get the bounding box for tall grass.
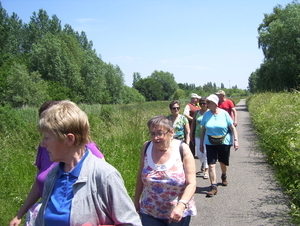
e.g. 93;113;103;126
247;92;300;224
0;105;40;224
1;101;173;225
80;101;171;197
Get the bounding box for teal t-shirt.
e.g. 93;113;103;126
201;109;233;145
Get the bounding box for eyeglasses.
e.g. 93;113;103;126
200;103;206;105
171;107;180;110
149;131;170;138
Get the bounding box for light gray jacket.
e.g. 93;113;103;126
35;151;142;226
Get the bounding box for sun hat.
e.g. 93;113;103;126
190;93;201;99
215;90;226;96
207;94;219;106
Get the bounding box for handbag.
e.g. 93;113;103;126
208;128;229;145
208;135;227;145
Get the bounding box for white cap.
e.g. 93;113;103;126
207;94;219;106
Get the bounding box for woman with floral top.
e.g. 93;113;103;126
134;115;197;226
167;100;190;145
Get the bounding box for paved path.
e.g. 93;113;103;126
190;99;294;226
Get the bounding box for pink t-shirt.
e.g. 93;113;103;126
140;140;196;219
35;142;104;197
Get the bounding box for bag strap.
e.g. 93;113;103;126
144;141;183;162
144;141;151;155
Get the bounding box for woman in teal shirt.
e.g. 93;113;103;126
200;94;238;198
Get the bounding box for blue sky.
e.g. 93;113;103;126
2;0;293;89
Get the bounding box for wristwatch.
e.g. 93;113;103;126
178;200;188;208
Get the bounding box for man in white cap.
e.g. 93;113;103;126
215;90;238;127
183;93;201;155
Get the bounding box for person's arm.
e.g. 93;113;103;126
184;121;190;145
190;113;196;143
169;143;196;223
229;124;239;151
183;105;193;121
101;170;142;226
133;142;147;213
9;181;41;226
200;126;206;153
231;107;238;127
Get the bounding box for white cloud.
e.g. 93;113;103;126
76;18;99;23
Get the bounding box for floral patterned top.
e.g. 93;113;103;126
140;140;197;219
167;114;189;140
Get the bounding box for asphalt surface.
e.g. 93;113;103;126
190;99;294;226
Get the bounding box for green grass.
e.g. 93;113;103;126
1;101;171;225
247;92;300;224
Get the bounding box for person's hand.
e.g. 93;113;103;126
234;140;239;151
9;216;22;226
190;135;195;142
200;145;204;154
168;203;185;223
134;200;140;214
233;122;238;127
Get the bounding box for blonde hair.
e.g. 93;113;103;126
38;100;91;145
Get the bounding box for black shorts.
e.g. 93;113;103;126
206;145;231;166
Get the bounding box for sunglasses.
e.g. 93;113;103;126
171;107;180;110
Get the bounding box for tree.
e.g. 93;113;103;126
254;2;300;92
31;32;84;101
132;72;141;87
0;3;9;65
24;9;61;52
121;86;146;104
80;49;107;104
172;89;185;100
150;70;178;100
3;63;47;107
102;64;125;104
134;77;164;101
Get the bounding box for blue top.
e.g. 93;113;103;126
44;148;89;226
201;109;233;145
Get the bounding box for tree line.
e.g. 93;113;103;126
249;1;300;93
0;2;246;108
